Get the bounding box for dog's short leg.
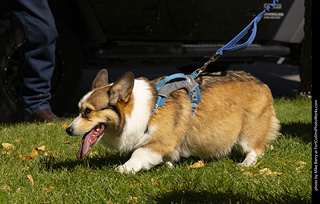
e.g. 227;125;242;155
165;162;174;168
239;150;258;167
116;148;163;174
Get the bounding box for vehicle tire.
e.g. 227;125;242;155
0;14;82;123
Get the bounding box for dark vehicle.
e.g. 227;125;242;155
0;0;305;122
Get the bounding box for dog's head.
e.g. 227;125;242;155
66;69;135;159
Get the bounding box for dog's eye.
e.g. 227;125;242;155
84;108;92;114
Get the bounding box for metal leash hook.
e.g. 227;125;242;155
192;53;220;78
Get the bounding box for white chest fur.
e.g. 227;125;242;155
100;79;155;152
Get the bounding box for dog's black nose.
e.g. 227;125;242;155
66;126;73;136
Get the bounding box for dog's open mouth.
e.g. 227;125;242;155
77;124;105;159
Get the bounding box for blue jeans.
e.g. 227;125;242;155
9;0;58;115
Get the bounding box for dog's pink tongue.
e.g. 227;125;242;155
77;131;93;159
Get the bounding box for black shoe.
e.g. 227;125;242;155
25;109;60;122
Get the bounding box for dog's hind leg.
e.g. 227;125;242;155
116;148;163;174
237;138;261;167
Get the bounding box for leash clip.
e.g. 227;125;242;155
193;53;220;78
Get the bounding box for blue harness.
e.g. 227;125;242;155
153;72;201;115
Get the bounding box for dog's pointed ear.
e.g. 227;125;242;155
109;72;134;105
92;69;109;89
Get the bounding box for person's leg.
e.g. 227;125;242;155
9;0;59;120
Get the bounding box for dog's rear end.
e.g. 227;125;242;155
180;71;280;166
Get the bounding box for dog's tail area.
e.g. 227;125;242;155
266;111;281;143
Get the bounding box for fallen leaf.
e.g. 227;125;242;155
296;161;307;173
46;123;53;126
43;186;55;193
188;160;204;169
43;151;52;157
266;144;274;150
89;151;99;158
296;161;307;165
243;171;253;176
127;197;139;202
253;160;263;169
37;146;46;151
62;124;69;130
21;167;29;172
259;168;282;176
151;178;159;185
31;148;38;156
27;174;34;184
2;186;11;190
235;167;245;171
2;143;16;150
271;172;283;176
254;180;261;184
259;168;273;175
18;155;33;161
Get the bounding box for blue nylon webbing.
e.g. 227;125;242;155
193;0;279;77
216;0;279;56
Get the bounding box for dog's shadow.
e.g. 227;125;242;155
42;147;246;173
42;151;131;171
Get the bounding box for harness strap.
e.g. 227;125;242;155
153;73;201;115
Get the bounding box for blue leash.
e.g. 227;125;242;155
154;0;279;112
193;0;279;77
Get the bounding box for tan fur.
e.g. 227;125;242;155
146;71;280;161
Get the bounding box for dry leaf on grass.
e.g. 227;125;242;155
21;167;30;172
266;144;274;150
43;186;55;193
296;161;307;165
31;148;38;156
2;143;16;150
37;146;46;151
296;161;307;172
31;145;46;156
259;168;273;175
18;155;33;161
151;178;159;185
27;174;34;184
253;160;263;169
244;168;282;177
127;197;139;202
62;124;69;130
188;160;204;169
259;168;282;176
2;186;11;191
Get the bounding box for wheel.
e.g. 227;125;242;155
0;14;83;123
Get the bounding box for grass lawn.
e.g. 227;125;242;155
0;97;312;203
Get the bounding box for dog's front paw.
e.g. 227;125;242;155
116;165;136;174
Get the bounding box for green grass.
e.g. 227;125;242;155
0;97;312;203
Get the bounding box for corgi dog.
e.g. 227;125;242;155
66;69;280;173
